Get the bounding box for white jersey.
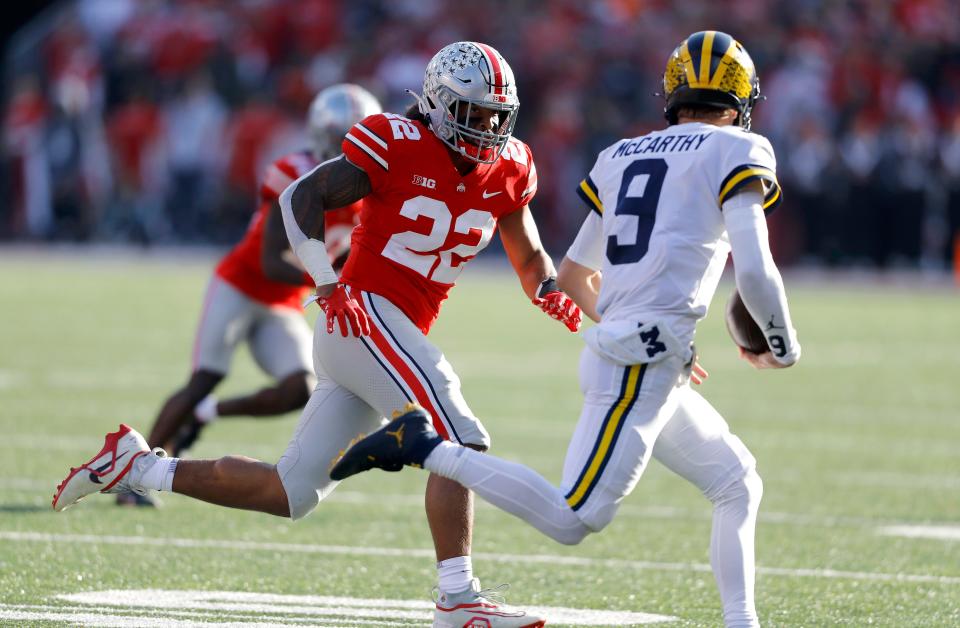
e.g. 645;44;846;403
567;121;782;346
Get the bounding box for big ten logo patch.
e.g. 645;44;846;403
412;175;437;189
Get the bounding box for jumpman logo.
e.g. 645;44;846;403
765;315;784;331
386;424;405;448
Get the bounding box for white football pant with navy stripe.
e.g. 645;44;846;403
277;287;489;521
425;348;762;628
193;276;313;378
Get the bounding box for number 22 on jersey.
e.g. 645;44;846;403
382;195;496;285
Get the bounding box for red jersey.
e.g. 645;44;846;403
216;150;361;310
340;113;538;334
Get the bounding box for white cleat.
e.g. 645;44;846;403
433;578;546;627
52;424;161;512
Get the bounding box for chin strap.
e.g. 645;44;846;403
405;88;427;115
406;89;455;142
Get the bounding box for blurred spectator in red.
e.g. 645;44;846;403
5;0;960;269
287;0;343;57
150;6;219;81
782;116;836;265
3;76;50;239
216;93;290;243
940;112;960;266
164;69;227;241
838;112;884;266
103;84;167;243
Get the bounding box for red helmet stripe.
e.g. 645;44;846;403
475;42;505;96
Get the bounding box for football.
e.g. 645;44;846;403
725;289;768;354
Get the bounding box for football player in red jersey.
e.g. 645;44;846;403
119;84;381;508
55;43;574;627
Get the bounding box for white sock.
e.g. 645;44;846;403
425;442;590;545
138;456;179;492
195;394;219;424
437;556;473;594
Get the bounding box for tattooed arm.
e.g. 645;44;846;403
279;155;371;295
262;198;310;285
289;155;371;240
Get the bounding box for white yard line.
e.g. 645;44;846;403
4;604;420;626
0;606;325;628
2;531;958;585
0;591;676;627
835;471;960;490
57;590;676;626
2;478;950;531
0;369;28;390
878;525;960;541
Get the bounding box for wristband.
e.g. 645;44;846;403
294;238;337;287
536;276;559;298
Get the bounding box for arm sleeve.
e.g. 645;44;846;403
278;161;337;288
716;132;783;214
723;189;801;365
341;113;391;190
565;212;604;271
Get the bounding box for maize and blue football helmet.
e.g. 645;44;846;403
663;31;761;131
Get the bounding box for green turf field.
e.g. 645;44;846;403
1;252;958;627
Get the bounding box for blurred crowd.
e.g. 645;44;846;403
3;0;960;269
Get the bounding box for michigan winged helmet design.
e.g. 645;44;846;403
412;41;519;164
663;31;761;131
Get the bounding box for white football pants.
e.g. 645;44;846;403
276;288;490;521
426;348;762;628
192;276;313;378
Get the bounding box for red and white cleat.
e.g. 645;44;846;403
52;424;159;512
434;579;546;627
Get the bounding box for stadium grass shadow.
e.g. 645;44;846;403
0;503;52;513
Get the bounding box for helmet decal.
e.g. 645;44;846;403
662;31;760;130
475;42;509;101
418;41;519;164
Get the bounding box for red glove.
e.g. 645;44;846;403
316;284;370;337
532;278;582;332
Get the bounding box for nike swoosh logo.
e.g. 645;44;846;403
482;190;502;199
89;451;129;484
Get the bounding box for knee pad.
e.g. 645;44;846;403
554;514;592;546
284;485;320;522
709;465;763;512
744;467;763;507
571;497;619;539
278;462;334;521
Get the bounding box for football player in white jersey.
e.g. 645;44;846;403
330;31;801;628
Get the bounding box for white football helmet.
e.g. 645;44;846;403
415;41;519;164
307;84;382;160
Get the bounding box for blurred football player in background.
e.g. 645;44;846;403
116;84;381;508
55;42;579;627
330;32;801;628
